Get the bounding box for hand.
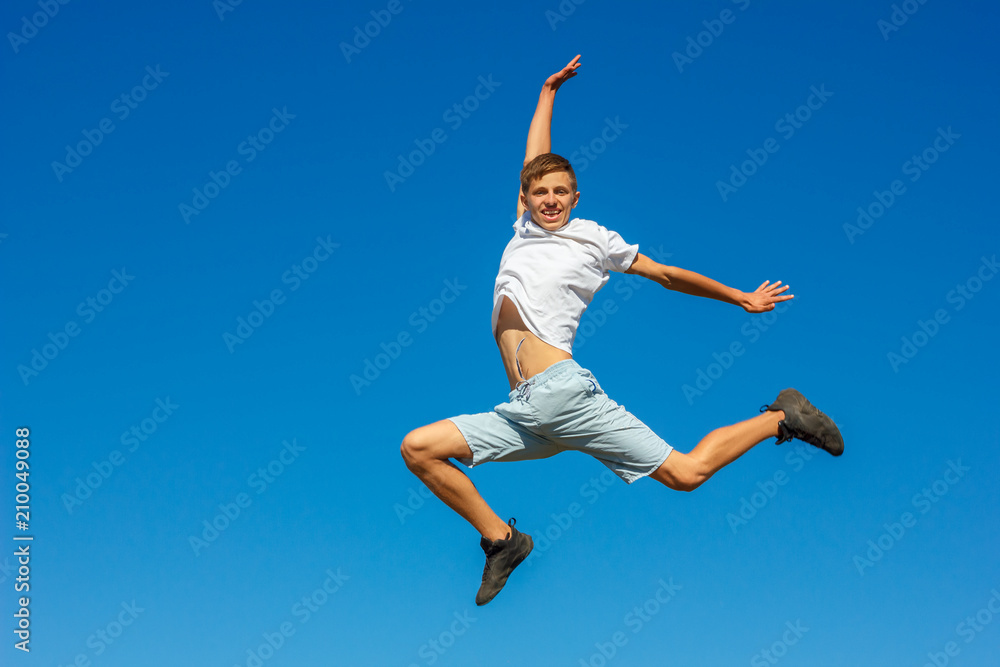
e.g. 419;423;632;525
741;280;793;313
543;54;581;93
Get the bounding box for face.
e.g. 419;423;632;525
521;171;580;231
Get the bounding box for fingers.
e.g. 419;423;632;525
563;55;581;76
765;287;793;301
745;284;795;312
762;293;794;308
549;57;581;89
756;280;791;294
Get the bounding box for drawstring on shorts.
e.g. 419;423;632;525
514;337;531;401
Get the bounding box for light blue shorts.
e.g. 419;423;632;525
449;360;672;484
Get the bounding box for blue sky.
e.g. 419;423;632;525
2;1;998;665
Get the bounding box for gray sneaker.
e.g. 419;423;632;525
762;389;844;456
475;518;533;606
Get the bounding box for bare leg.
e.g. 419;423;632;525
651;410;785;491
401;420;511;541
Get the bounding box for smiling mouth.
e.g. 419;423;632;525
541;208;561;220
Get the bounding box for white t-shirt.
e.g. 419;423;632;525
491;212;639;353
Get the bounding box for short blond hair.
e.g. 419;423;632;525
520;153;577;194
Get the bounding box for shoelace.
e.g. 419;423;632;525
775;421;794;445
481;519;518;581
761;404;794;445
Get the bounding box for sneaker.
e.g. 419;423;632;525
475;518;533;606
762;388;844;457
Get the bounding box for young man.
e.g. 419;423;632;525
400;55;843;606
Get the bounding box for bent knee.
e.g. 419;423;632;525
400;430;428;468
400;424;455;468
401;420;472;470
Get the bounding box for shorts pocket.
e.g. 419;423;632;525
496;391;539;428
574;372;598;397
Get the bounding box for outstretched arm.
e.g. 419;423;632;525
516;55;581;218
625;253;793;313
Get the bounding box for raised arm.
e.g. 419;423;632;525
625;253;793;313
516;55;581;218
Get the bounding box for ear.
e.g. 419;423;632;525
571;191;581;208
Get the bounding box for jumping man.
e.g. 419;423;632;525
400;55;843;606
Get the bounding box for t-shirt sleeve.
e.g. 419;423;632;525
603;228;639;273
